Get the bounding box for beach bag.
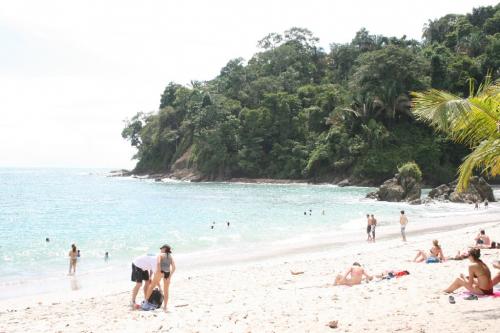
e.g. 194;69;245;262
140;300;156;311
148;288;163;309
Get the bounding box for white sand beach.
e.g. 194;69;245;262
1;215;499;333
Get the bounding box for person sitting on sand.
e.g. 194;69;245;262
68;244;78;275
334;262;372;286
413;239;445;263
474;230;491;248
444;248;493;295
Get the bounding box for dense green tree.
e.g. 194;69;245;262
122;4;499;185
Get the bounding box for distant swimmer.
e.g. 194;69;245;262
68;244;78;275
105;252;109;262
484;199;489;209
309;209;312;216
227;222;230;227
304;211;307;216
210;225;214;230
77;250;81;258
45;237;50;242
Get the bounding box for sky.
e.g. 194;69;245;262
0;0;498;169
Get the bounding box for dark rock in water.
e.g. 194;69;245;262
428;184;450;201
366;191;379;200
428;176;495;203
107;169;131;177
337;179;350;187
377;177;405;201
472;177;495;202
409;198;422;205
367;173;422;202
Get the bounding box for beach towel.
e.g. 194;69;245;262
425;257;439;264
460;291;500;299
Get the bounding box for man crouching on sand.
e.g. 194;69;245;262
130;254;157;307
334;262;373;286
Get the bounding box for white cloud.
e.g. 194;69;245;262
0;0;497;168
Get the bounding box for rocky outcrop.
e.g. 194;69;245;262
428;176;495;203
366;173;422;202
337;179;351;187
107;169;131;177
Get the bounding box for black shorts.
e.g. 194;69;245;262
367;225;371;233
131;263;150;282
162;271;171;279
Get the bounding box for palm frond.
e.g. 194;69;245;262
457;138;500;190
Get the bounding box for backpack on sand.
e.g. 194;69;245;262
148;288;163;309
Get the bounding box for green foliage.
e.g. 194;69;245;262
122;4;499;185
398;162;423;183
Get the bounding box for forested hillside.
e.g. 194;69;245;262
122;4;500;185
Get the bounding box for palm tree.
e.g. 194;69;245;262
411;78;500;191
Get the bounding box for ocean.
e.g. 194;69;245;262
0;168;497;299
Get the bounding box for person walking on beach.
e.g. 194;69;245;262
484;199;489;209
68;244;78;275
400;211;408;242
371;214;377;242
366;214;372;242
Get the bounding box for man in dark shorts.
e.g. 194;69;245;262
371;214;377;242
366;214;372;242
131;254;157;307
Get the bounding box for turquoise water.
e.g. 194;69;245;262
0;168;497;299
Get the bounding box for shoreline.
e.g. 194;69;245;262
2;213;500;332
1;205;498;303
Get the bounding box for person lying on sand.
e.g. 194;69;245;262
413;239;445;263
447;250;469;261
334;262;372;286
375;270;410;280
444;248;493;295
